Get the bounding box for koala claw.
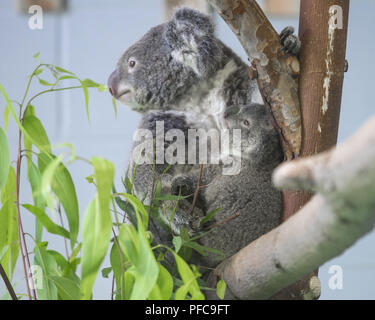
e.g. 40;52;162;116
280;26;301;56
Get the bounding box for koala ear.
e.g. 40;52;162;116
164;7;219;76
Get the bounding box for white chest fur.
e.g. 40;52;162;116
176;60;239;130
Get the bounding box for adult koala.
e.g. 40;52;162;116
108;7;298;266
108;7;265;130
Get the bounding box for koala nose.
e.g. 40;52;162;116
108;69;119;97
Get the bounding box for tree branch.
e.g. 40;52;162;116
0;263;17;300
207;114;375;299
209;0;302;160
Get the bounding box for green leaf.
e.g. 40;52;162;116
38;78;55;86
34;244;58;300
183;241;225;258
81;78;100;88
200;208;221;226
39;153;64;213
28;162;45;208
110;242;124;300
173;236;183;253
175;279;193;300
112;97;117;118
79;80;90;121
85;174;95;184
27;162;45;242
148;264;173;300
216;279;226;300
0;127;10;190
49;276;81;300
91;157;115;228
23;115;51;154
118;218;159;300
38;153;79;247
3;105;9;132
47;250;69;272
101;267;112;279
0;84;44;154
173;252;204;300
116;193;149;230
22;204;70;238
81;197;112;300
33;52;40;59
0;167;19;279
98;84;107;92
123;270;135;299
34;68;43;76
55;66;75;75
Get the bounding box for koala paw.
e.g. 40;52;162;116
172;199;205;235
280;26;301;56
171;175;195;198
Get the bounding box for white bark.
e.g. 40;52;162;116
208;115;375;300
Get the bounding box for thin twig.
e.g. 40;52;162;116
111;271;115;300
204;212;240;231
190;164;204;215
57;203;69;259
0;263;18;300
15;110;36;300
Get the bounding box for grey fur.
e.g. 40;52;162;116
112;8;289;269
191;104;283;267
111;7;259;126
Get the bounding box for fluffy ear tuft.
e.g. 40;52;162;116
172;7;214;36
164;7;220;76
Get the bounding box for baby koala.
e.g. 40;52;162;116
128;110;206;244
171;104;284;268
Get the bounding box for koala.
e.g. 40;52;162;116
108;8;300;123
108;7;264;132
109;7;298;266
191;104;284;268
127;110;209;244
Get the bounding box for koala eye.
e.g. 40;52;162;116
128;59;136;69
243;120;250;127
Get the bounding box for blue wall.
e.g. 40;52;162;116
0;0;374;299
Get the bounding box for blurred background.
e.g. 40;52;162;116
0;0;374;299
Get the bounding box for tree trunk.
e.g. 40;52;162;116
283;0;350;220
273;0;349;299
208;0;350;299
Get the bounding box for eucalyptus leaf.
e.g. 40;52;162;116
118;216;159;300
34;244;59;300
22;204;70;238
148;264;173;300
23;115;51;154
38;153;79;247
173;252;204;300
0;127;10;190
0;167;19;279
3;105;9;132
216;279;226;300
101;267;112;279
27;162;45;242
81;196;112;300
49;276;81;300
